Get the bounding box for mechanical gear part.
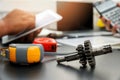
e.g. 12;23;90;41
76;44;87;67
57;40;112;68
84;40;95;68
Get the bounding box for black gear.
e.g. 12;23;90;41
57;40;112;68
84;40;96;68
76;44;87;67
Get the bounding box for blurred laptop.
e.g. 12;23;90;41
57;1;93;31
56;1;120;47
56;1;113;36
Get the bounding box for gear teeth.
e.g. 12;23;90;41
84;40;96;68
76;44;87;67
57;40;112;68
102;45;112;54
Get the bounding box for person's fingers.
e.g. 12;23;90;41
101;17;106;23
117;3;120;7
26;33;34;43
112;25;118;34
34;29;42;37
12;29;41;43
112;27;117;34
99;15;102;19
24;29;41;43
105;20;112;31
13;33;34;43
100;17;112;31
13;36;26;43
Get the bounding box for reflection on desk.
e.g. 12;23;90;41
1;62;44;80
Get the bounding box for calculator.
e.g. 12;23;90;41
93;0;120;32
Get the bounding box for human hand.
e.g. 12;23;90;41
100;17;117;34
0;9;41;43
100;3;120;34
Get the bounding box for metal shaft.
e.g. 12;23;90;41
92;45;112;56
56;45;112;65
57;54;80;64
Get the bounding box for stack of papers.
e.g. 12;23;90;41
56;36;120;48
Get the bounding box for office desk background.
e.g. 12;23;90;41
0;44;120;80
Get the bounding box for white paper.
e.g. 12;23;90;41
56;36;120;48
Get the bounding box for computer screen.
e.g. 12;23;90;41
57;1;93;31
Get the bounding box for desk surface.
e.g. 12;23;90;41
0;43;120;80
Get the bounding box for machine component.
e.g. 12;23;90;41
76;45;86;67
84;40;96;68
57;40;112;68
33;37;57;52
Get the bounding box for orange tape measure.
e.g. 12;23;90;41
33;38;57;52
